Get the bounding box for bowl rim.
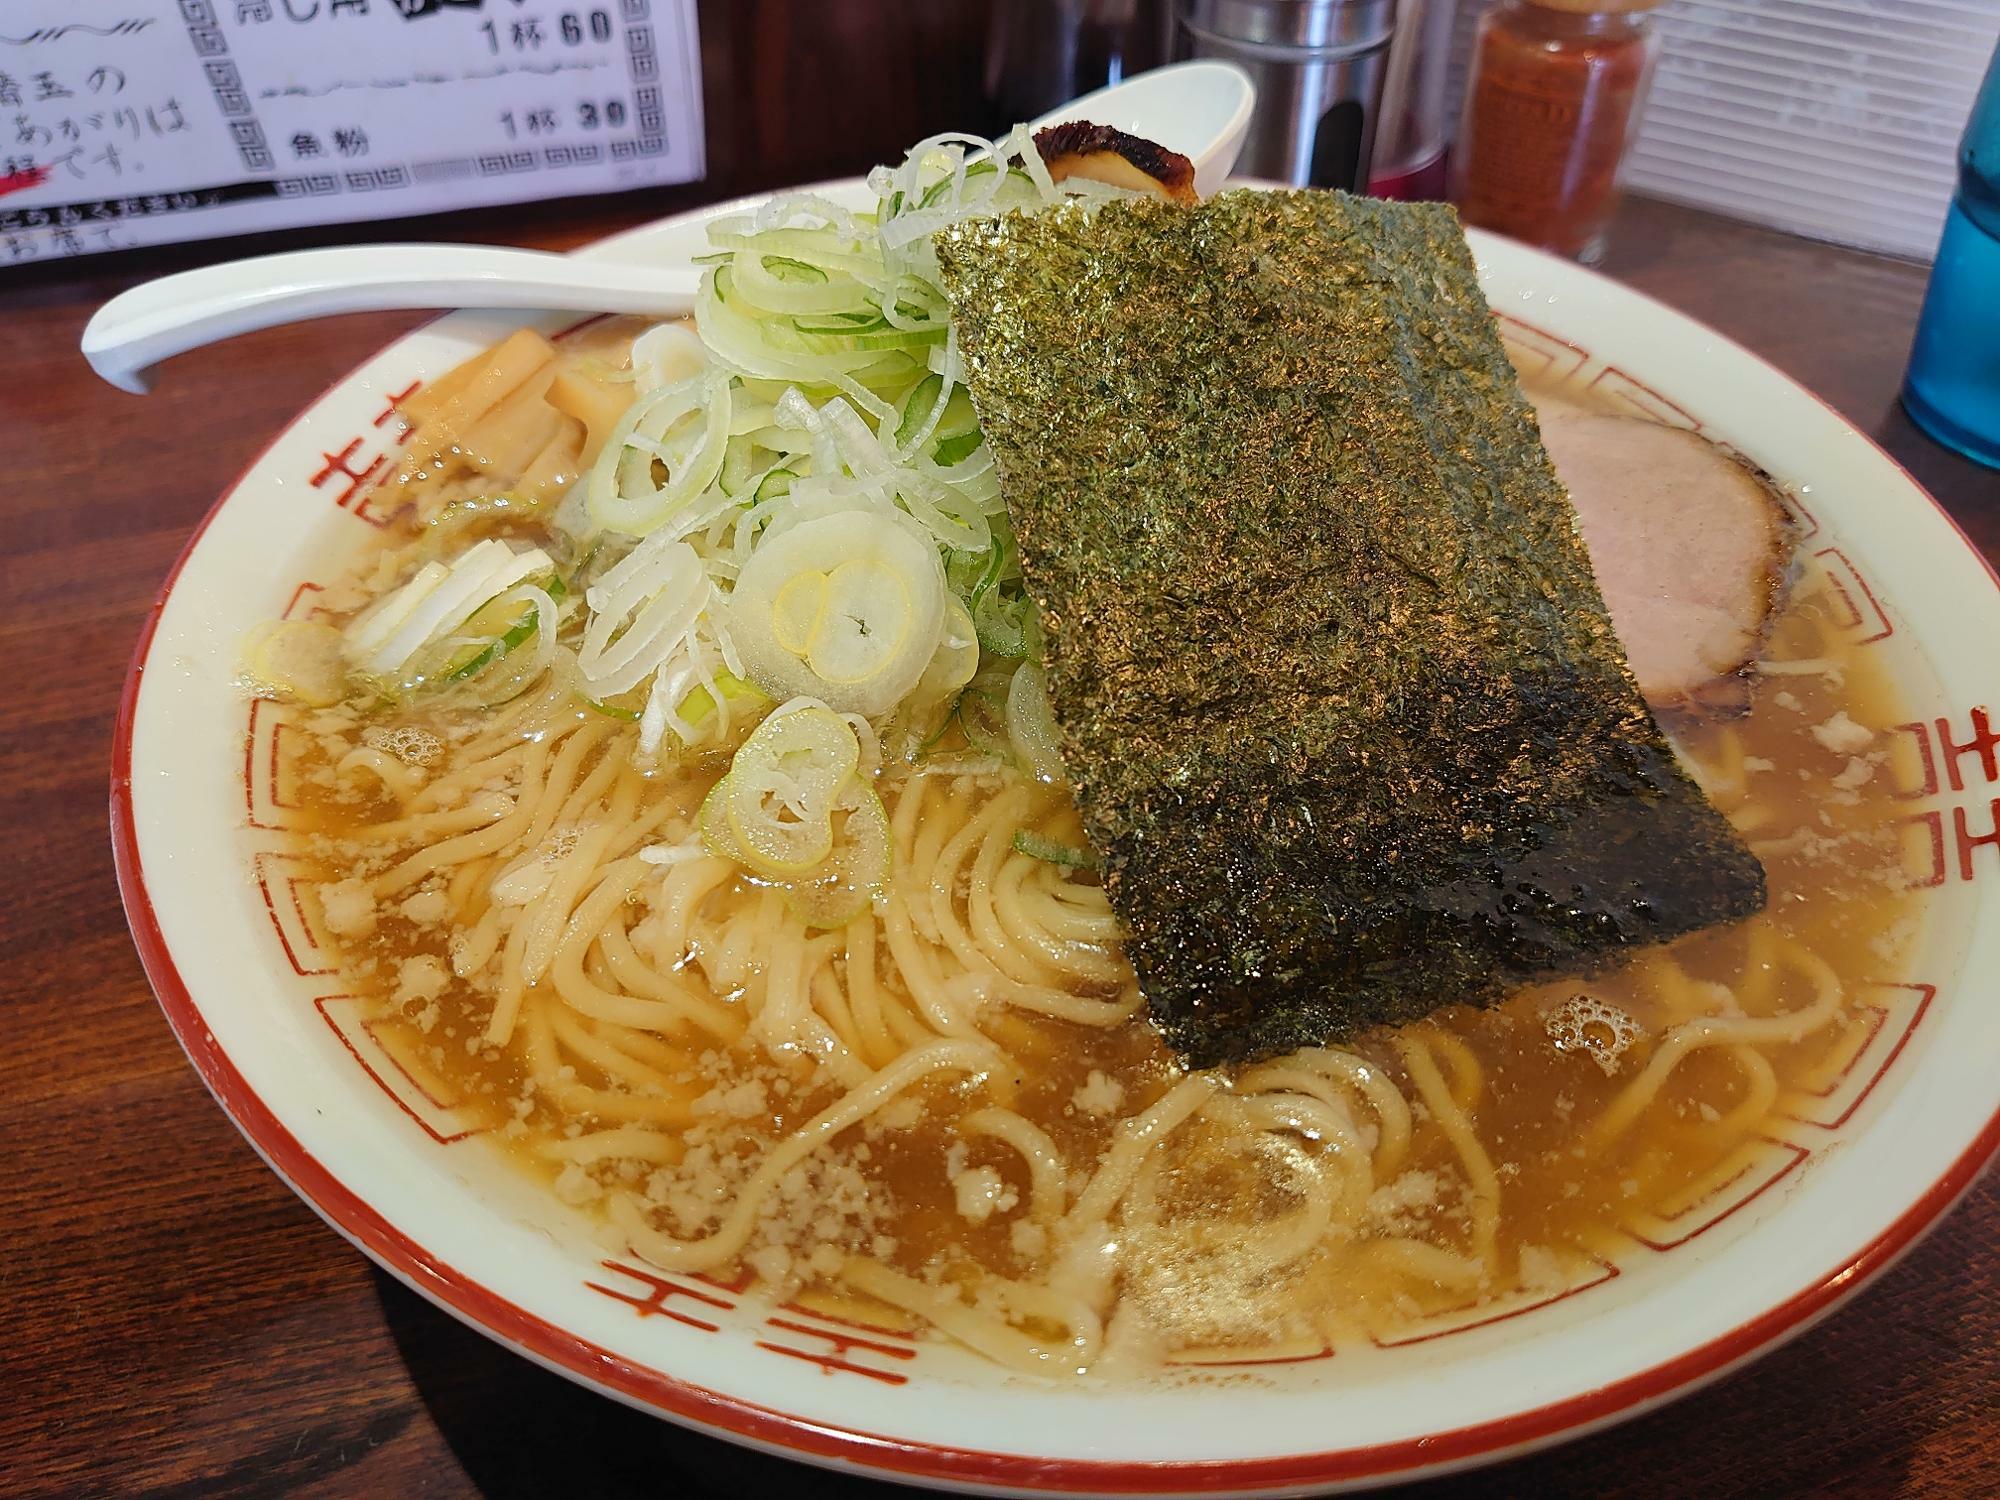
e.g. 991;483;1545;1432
110;191;2000;1493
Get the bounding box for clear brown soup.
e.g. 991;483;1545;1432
273;330;1926;1369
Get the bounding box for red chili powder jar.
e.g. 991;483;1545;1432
1451;0;1664;264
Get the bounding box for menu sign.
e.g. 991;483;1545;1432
0;0;704;266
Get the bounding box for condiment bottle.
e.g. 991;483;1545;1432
1903;41;2000;470
1177;0;1398;191
1451;0;1664;264
1369;0;1458;200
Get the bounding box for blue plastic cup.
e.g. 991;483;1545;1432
1903;45;2000;470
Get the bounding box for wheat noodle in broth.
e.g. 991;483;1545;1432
272;323;1927;1374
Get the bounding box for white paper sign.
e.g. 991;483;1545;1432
0;0;704;266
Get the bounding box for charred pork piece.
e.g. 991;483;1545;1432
1032;122;1199;204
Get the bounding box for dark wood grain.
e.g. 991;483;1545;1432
4;15;1998;1496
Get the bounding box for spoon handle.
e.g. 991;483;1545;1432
80;60;1255;395
81;244;700;394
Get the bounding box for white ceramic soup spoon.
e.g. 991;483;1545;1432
80;61;1253;395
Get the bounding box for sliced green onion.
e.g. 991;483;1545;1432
243;619;348;707
954;680;1013;762
1004;661;1064;783
933;429;983;466
786;780;892;929
586;369;733;537
697;775;751;865
719;433;763;497
379;576;559;707
677;672;768;729
576;535;707;698
628;322;709;395
344;540;555;678
585;694;643;721
796;321;944;355
715;704;862;877
443;598;540;683
728;510;948;717
895;373;944;447
1012;830;1096;870
949;537;1005;607
763;255;829;284
972;586;1037;658
753;466;797;503
919;158;997;208
794;309;887;335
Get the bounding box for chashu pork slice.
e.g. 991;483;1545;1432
1033;121;1199;204
1535;401;1791;711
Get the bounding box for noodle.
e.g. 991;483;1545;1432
610;1039;1000;1272
1589;942;1843;1147
297;633;1911;1367
279;319;1926;1376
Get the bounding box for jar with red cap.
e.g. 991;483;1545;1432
1451;0;1665;264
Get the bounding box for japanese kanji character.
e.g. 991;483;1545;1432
146;99;188;135
87;67;126;96
1;154;35;177
332;126;368;157
13;115;51;149
3;235;36;262
290;132;323;159
237;0;274;18
32;72;73;102
0;74;20;109
511;18;545;47
54;227;83;255
330;0;370;13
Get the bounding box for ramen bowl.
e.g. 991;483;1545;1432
112;183;2000;1496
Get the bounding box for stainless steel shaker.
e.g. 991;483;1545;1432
985;0;1176;126
1175;0;1398;190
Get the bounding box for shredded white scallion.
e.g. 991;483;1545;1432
346;541;555;678
340;126;1112;764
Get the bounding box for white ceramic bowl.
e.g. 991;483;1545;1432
113;184;2000;1496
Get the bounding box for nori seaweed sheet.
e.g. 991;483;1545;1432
934;190;1767;1067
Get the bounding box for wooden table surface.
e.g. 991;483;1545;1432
5;17;2000;1496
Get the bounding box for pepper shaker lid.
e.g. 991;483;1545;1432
1179;0;1396;52
1516;0;1665;14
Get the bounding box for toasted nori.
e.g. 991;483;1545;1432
934;190;1767;1067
